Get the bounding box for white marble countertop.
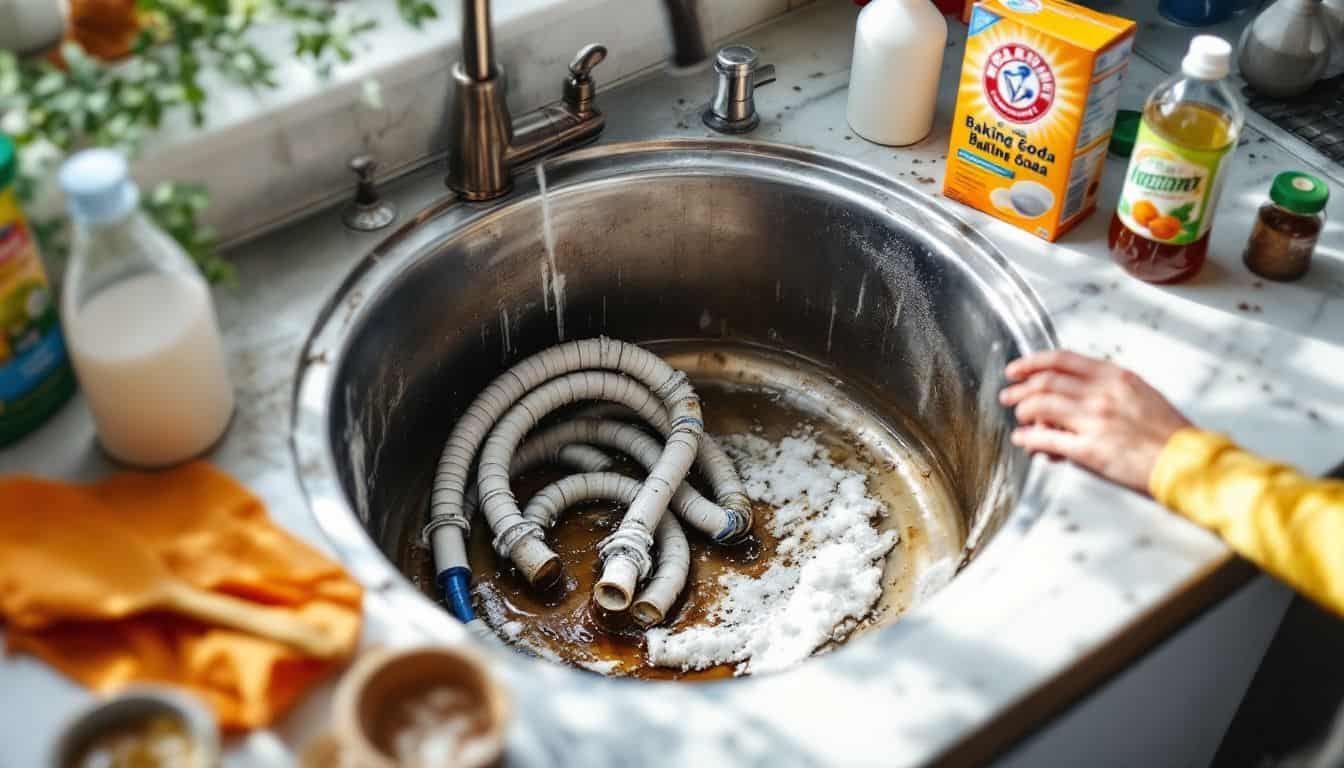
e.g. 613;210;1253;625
3;2;1342;767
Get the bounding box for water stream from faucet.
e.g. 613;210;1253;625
536;163;567;341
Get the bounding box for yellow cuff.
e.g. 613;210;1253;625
1148;428;1238;508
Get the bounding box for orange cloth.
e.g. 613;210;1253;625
0;462;363;729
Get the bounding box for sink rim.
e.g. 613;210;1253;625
289;137;1059;675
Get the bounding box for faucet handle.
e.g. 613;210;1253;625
752;64;777;89
349;156;378;199
564;43;607;115
342;154;397;232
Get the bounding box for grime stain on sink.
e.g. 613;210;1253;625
403;343;963;679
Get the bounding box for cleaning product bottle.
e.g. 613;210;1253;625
846;0;948;146
59;149;234;467
0;133;75;447
1109;35;1243;284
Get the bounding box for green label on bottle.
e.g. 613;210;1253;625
1115;121;1232;245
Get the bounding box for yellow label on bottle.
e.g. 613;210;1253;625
0;187;66;399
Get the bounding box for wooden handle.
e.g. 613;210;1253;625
158;581;346;659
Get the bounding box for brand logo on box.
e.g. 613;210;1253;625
984;44;1055;123
1002;0;1042;12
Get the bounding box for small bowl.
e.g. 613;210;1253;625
48;686;220;768
328;645;510;768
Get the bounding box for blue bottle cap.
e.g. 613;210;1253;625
59;149;140;224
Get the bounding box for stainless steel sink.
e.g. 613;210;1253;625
291;139;1056;659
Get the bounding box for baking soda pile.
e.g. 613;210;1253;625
646;429;897;675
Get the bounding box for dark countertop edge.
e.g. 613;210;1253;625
934;552;1256;767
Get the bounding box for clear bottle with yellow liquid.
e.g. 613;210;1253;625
1110;36;1244;284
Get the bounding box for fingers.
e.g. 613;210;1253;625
999;371;1087;406
1011;393;1086;430
1011;425;1086;462
1005;350;1108;382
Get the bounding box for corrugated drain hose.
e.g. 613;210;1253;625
423;338;749;623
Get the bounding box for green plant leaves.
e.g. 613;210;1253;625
1168;202;1195;223
144;181;234;284
398;0;440;28
1;1;439;283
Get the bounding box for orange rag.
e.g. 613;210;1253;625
0;462;363;729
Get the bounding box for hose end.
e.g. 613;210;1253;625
437;566;476;622
511;535;564;588
630;600;664;627
713;498;754;543
594;555;640;611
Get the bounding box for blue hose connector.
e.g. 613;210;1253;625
438;567;476;622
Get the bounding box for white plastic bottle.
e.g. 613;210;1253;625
846;0;949;146
59;150;234;468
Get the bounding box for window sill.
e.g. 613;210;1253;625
123;0;803;243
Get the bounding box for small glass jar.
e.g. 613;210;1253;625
1244;171;1329;282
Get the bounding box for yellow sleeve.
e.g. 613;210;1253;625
1150;427;1344;617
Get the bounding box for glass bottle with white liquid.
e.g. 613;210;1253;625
59;150;234;467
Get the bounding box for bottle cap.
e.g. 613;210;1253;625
0;134;15;191
1109;110;1141;157
1181;35;1232;80
1270;171;1329;215
59;149;140;225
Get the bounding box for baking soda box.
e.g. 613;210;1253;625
944;0;1135;241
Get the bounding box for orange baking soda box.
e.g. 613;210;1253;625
943;0;1135;241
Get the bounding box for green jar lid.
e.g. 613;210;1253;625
1110;110;1141;157
0;133;15;191
1270;171;1329;215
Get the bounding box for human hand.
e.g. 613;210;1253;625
999;351;1193;494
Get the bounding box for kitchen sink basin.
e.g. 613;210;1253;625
291;139;1055;667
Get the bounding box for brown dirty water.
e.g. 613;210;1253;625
406;342;965;680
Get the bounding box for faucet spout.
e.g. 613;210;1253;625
660;0;710;70
462;0;494;81
446;0;710;200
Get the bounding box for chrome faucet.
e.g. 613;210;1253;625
446;0;711;201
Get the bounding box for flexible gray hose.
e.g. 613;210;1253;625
425;337;751;614
521;418;743;540
561;407;752;540
457;441;613;522
429;443;610;587
523;471;639;529
631;504;690;627
521;472;690;626
477;371;695;604
427;338;704;586
430;338;704;610
565;404;752;539
569;402;641;422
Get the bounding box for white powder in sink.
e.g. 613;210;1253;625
646;430;898;675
